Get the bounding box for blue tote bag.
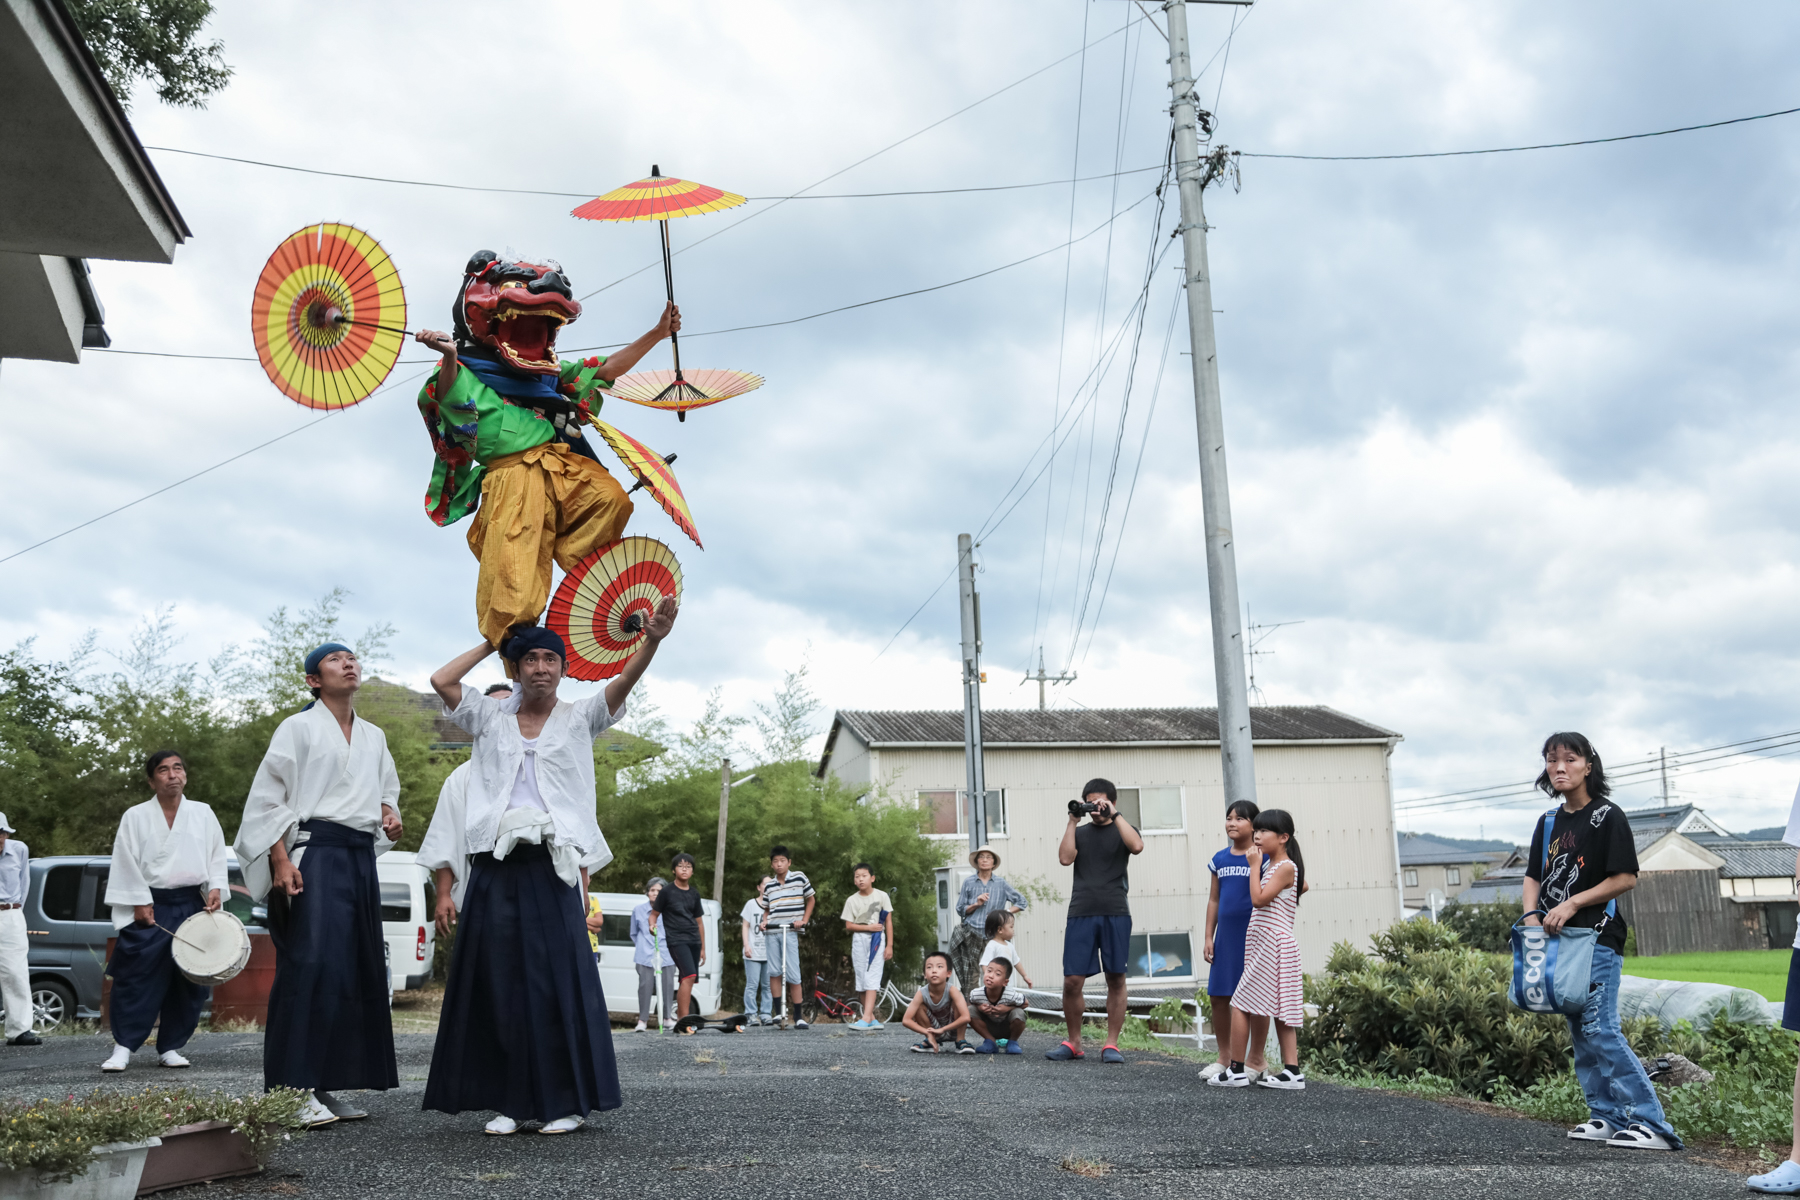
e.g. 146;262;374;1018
1508;807;1614;1017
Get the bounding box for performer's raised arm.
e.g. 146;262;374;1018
604;595;679;716
431;641;497;709
592;303;680;383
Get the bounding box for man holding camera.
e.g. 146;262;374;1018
1046;778;1143;1063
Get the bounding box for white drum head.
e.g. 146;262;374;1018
171;909;251;986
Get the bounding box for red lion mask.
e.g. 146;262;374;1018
454;251;581;375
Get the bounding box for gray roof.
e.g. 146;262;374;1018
1623;805;1700;837
1713;841;1798;879
831;706;1399;748
1397;835;1508;867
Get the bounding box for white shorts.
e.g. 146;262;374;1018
851;931;885;992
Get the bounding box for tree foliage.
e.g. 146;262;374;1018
66;0;231;109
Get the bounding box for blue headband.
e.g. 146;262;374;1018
501;626;566;664
304;642;353;675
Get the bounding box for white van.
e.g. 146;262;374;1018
377;851;436;992
589;891;722;1020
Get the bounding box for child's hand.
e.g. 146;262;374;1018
884;944;893;961
1204;937;1215;964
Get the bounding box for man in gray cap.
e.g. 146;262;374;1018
0;814;36;1046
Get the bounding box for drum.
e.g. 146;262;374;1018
170;910;251;986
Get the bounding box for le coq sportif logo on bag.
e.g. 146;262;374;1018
1517;925;1551;1010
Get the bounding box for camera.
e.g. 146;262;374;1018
1068;799;1101;816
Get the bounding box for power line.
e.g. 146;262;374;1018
1242;103;1800;162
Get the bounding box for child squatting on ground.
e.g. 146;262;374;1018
903;951;974;1054
1209;808;1307;1091
968;959;1028;1053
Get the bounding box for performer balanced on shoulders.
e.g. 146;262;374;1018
103;750;229;1073
235;644;403;1128
420;596;678;1136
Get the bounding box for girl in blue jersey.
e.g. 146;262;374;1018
1202;801;1266;1084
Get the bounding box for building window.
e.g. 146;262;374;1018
1403;869;1419;888
916;789;1007;837
1127;931;1194;979
1445;867;1461;886
1115;786;1184;832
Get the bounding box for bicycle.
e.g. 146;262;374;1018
875;980;911;1025
797;973;863;1026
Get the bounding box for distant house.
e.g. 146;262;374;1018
818;705;1405;987
1396;834;1512;909
1;0;189;362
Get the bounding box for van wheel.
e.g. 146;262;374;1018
31;980;75;1033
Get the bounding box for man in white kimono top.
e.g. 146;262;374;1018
235;642;403;1128
419;599;676;1135
102;749;229;1072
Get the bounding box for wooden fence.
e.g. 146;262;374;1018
1617;870;1765;957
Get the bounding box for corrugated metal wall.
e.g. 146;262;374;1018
835;740;1402;984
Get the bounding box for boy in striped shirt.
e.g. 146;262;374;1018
759;845;815;1029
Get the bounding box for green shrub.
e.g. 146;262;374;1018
1438;900;1523;954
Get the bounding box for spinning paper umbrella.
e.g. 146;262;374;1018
546;536;684;681
572;167;766;420
605;367;764;419
586;417;702;549
252;223;413;410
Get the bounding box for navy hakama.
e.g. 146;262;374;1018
107;886;208;1052
422;843;620;1121
264;820;397;1092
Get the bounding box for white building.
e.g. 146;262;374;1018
817;706;1404;989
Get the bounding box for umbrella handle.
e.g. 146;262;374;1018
659;219;684;381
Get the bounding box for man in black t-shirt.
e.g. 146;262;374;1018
653;853;707;1023
1046;778;1143;1064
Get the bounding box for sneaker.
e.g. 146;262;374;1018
794;1019;810;1030
1004;1040;1023;1055
1256;1068;1306;1090
865;1018;884;1029
1101;1045;1125;1064
101;1045;130;1073
7;1032;41;1047
301;1092;340;1128
634;1020;647;1032
909;1040;935;1054
848;1019;874;1032
1748;1159;1800;1194
954;1040;977;1054
158;1049;190;1069
975;1039;997;1054
1567;1118;1619;1142
1606;1123;1674;1151
1044;1041;1085;1061
540;1116;583;1135
484;1115;519;1136
1207;1068;1252;1088
316;1090;366;1119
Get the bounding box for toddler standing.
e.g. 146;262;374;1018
978;909;1034;990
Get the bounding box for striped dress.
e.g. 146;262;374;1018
1231;858;1303;1026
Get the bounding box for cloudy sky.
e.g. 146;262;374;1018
8;1;1800;843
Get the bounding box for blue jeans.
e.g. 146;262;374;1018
1567;945;1680;1144
743;958;773;1019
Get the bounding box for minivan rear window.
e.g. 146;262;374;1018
40;866;81;921
380;882;411;923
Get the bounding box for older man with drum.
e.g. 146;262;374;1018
102;750;229;1073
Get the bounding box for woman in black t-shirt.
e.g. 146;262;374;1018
1522;731;1680;1151
653;853;708;1023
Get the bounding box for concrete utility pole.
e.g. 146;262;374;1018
957;534;988;851
1023;646;1077;711
713;758;731;903
1165;0;1259;813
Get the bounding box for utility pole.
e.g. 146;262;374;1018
1659;747;1669;805
1022;646;1077;711
1166;0;1258;813
713;758;732;903
957;534;988;851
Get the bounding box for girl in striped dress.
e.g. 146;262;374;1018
1224;809;1307;1090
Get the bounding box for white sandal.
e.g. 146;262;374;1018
1606;1124;1674;1151
1567;1118;1617;1141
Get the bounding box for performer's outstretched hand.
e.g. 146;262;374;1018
415;328;456;356
654;302;681;339
646;595;679;641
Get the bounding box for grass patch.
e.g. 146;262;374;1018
1059;1155;1112;1178
1624;950;1791;1000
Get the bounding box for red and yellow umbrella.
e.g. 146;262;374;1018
546;536;683;680
587;417;702;548
572;167;764;419
251;223;407;410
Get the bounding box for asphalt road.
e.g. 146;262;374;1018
0;1027;1759;1199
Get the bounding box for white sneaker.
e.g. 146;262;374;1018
315;1090;366;1119
1568;1118;1619;1141
633;1020;647;1032
158;1049;190;1069
484;1115;518;1136
301;1092;339;1128
540;1116;583;1135
101;1045;130;1073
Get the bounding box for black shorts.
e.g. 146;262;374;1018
669;941;701;980
1784;948;1800;1033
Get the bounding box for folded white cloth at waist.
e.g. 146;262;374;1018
492;808;583;889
